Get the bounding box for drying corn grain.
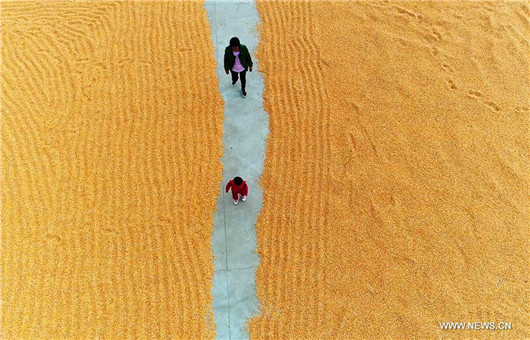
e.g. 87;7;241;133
1;1;223;338
250;1;529;338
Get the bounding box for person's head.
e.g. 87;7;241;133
233;176;243;186
230;37;240;52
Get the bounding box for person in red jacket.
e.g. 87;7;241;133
225;176;248;205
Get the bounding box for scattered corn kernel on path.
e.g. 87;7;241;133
250;1;529;338
1;1;223;338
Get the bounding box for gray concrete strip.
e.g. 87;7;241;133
205;0;268;339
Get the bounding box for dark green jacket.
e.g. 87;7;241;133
224;45;253;72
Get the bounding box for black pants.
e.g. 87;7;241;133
231;69;247;91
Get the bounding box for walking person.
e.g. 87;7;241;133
225;176;248;205
224;37;253;98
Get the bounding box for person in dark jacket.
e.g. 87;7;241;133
224;37;253;98
225;176;248;205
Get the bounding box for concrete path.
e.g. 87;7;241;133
204;1;267;339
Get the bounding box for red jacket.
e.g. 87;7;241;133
225;180;248;196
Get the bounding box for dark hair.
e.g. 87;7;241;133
234;176;243;186
230;37;240;47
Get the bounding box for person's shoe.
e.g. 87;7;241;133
233;199;239;205
242;90;247;97
241;195;247;202
232;79;237;86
